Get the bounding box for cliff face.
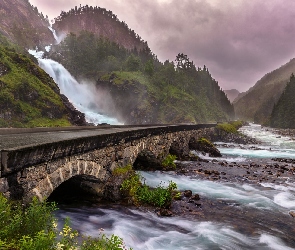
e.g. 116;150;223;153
0;38;86;127
233;58;295;124
0;0;54;48
53;5;148;51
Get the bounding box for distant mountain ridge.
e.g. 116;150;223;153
0;1;234;127
224;89;240;103
270;73;295;128
233;58;295;124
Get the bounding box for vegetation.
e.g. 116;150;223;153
161;154;177;169
53;5;147;51
120;169;178;208
270;74;295;128
0;194;131;249
0;0;53;48
50;30;234;124
197;137;214;147
216;120;243;134
0;37;72;128
234;58;295;125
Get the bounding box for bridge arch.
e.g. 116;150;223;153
24;160;107;203
0;125;216;204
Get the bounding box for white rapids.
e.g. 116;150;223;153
55;124;295;249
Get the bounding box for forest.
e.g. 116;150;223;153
50;30;234;124
270;73;295;128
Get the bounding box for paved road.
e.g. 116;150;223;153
0;125;168;150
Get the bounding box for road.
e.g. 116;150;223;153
0;125;168;150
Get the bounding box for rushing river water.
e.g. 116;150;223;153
55;124;295;249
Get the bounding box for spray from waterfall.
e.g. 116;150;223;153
38;59;122;125
29;24;122;125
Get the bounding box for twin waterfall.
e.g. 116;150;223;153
38;59;121;125
29;24;121;125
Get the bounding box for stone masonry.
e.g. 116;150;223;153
0;125;216;203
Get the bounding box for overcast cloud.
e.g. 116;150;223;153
29;0;295;92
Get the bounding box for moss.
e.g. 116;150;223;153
112;164;133;176
216;123;238;133
0;44;72;128
198;137;214;147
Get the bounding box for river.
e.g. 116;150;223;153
54;124;295;249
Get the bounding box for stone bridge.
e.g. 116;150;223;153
0;124;216;203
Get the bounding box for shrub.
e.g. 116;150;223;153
113;164;133;176
121;173;178;208
161;154;177;169
216;123;238;133
0;194;132;250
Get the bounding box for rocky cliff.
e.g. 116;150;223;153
0;0;54;48
0;36;86;127
53;5;148;51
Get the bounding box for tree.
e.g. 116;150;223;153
125;54;141;71
175;53;194;70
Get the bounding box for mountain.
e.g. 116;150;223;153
233;58;295;124
53;5;148;51
0;1;86;127
0;2;234;127
49;28;234;124
0;0;54;48
224;89;240;103
0;37;86;127
269;74;295;128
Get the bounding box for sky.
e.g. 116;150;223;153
29;0;295;92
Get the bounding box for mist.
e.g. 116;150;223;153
38;58;122;125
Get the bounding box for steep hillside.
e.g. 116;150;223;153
50;30;234;124
233;58;295;124
0;0;54;48
224;89;240;103
53;5;148;51
0;36;86;127
270;74;295;128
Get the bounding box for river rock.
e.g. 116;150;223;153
189;137;222;157
184;190;192;197
157;208;173;217
190;194;200;200
289;211;295;218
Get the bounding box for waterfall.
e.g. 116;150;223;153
29;25;122;125
38;59;122;125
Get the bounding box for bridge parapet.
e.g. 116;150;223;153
0;124;216;203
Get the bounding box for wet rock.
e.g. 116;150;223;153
157;208;173;217
190;194;200;200
133;150;162;170
60;94;87;126
189;137;222;157
289;211;295;218
184;190;192;197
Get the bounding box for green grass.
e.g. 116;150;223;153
0;44;71;128
120;171;178;208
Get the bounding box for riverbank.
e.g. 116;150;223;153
54;124;295;249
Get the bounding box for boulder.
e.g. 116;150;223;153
189;137;222;157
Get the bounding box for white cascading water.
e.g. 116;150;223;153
54;124;295;249
38;59;122;125
28;25;122;126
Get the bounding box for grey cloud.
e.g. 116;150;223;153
30;0;295;91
